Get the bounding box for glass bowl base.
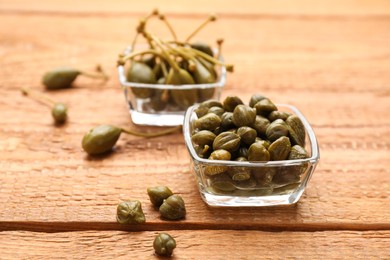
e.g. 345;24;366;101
198;186;305;207
130;110;184;126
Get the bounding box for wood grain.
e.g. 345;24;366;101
0;0;389;259
0;230;389;259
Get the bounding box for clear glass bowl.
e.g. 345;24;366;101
183;104;320;207
118;47;227;126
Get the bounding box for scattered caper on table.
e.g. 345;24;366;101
21;87;68;125
147;186;174;207
81;124;181;155
153;233;176;257
116;200;146;224
159;194;186;220
43;65;108;90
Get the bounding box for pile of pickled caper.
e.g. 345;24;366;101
117;9;233;111
190;94;310;195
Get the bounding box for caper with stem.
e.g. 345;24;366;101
81;124;181;155
42;65;108;90
21;87;68;125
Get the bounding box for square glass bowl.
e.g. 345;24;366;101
183;104;320;207
118;47;227;126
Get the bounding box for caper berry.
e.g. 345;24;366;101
82;125;122;155
268;136;291;161
116;200;146;224
232;104;256;127
286;115;306;147
220;112;235;129
248;142;270;162
42;67;80;90
236;126;257;145
208;106;225;117
223;95;244;112
159;194;186;220
51;103;67;124
191;130;216;147
147;186;174;207
153;233;176;257
254;98;277;116
266;119;289;142
249;94;267;107
213;131;241;153
194;113;221;131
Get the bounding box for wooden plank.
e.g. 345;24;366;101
1;0;390;16
0;127;389;228
0;230;389;259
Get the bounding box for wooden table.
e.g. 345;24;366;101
1;0;390;258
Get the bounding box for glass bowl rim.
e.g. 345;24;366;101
117;46;227;90
183;103;320;167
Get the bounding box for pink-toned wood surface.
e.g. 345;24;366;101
0;0;389;258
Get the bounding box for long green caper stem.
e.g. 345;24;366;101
131;9;159;50
20;87;55;108
181;47;234;72
121;125;182;138
79;67;109;81
184;14;217;43
158;14;177;41
216;38;224;58
119;49;168;66
149;34;181;71
160;59;169;78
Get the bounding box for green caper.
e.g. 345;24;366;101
254;98;277;116
268;111;291;122
255;138;271;149
232;104;256;127
191;130;216;147
198;99;223;109
251;115;270;137
116;200;146;224
127;61;156;98
150;89;168;111
170;89;199;109
249;94;267;107
289;145;309;160
266;119;289;142
223;96;244;112
82;125;122;155
228;165;251;181
268;136;291;161
220;112;235;130
205;149;231;175
209;173;236;192
190;42;214;57
213;131;241;153
159;194;186;220
286;115;306;147
237;146;249;158
233;175;257;189
194;113;221;131
252;168;275;187
208;106;225;117
147;186;174;207
42;67;80;90
236;126;257;145
248;142;270;162
195;106;209;118
51;103;67;124
153;233;176;257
